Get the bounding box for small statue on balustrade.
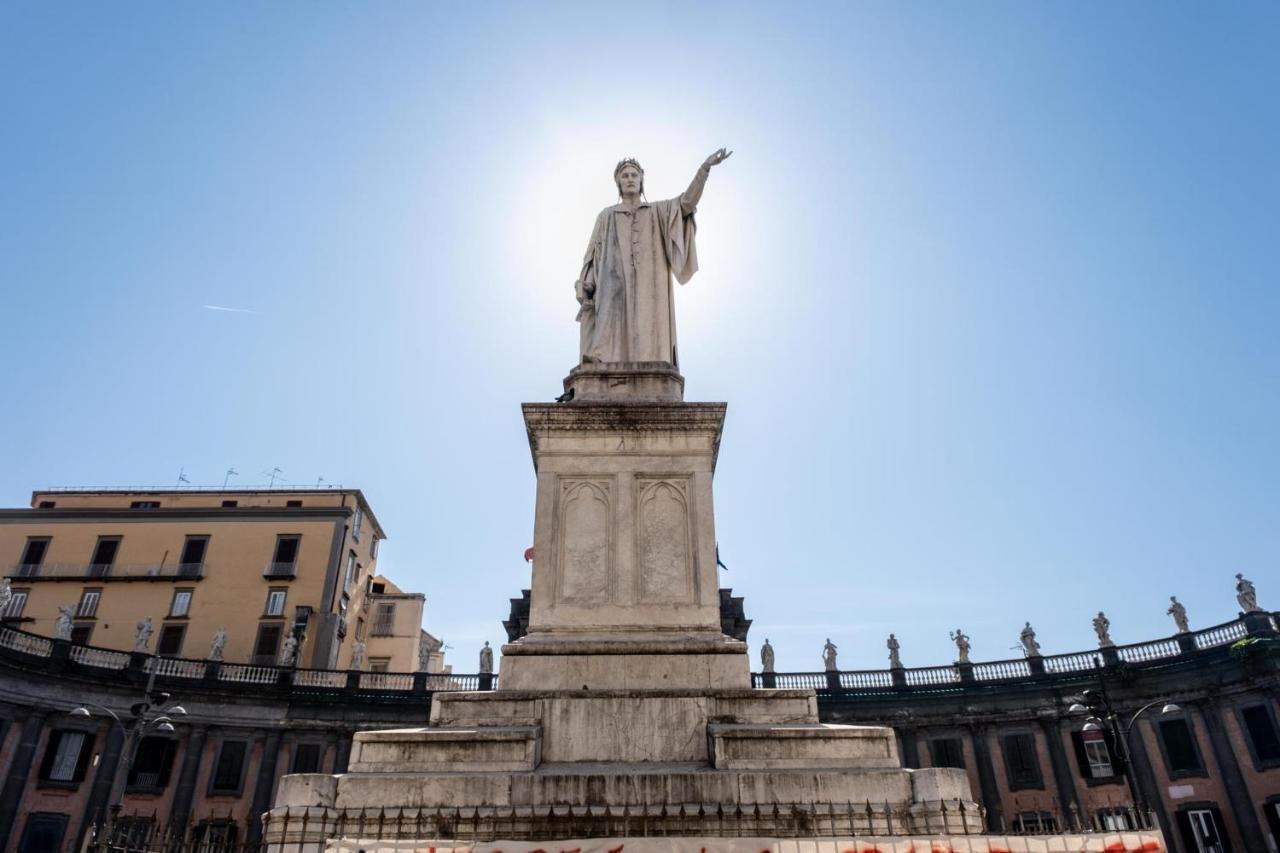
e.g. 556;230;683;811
54;605;75;640
479;641;494;674
887;634;902;669
134;617;154;653
822;638;838;672
1092;611;1115;647
760;638;775;673
1019;622;1041;657
949;629;971;663
209;627;228;661
279;635;298;667
1167;596;1190;633
1235;573;1261;613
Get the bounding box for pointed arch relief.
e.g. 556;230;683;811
556;479;613;603
636;478;694;603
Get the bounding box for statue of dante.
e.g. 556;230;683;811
576;149;732;365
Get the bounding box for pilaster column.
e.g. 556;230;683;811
967;723;1003;832
246;730;284;846
169;725;209;837
1196;698;1265;848
1128;718;1174;843
1037;716;1080;826
333;730;354;774
73;722;126;850
0;710;48;844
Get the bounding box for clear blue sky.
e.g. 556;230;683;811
2;3;1277;673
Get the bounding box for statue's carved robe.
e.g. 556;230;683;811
576;195;699;365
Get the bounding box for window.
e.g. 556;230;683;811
156;624;186;657
1158;718;1205;775
352;507;363;541
1097;809;1134;831
286;499;303;508
77;589;101;619
1180;807;1226;853
265;589;287;616
70;624;93;645
370;536;379;559
292;742;322;773
343;552;357;590
372;603;396;636
3;590;28;619
129;501;160;509
127;736;177;790
221;500;238;507
252;623;282;664
109;816;155;849
268;535;300;576
371;580;386;594
209;740;248;794
18;538;50;574
89;537;121;576
179;536;208;574
19;814;69;853
1012;811;1058;834
355;617;366;642
1000;732;1043;790
369;658;391;673
927;737;964;769
170;589;193;617
191;820;238;853
1071;729;1116;779
1240;704;1280;765
39;730;94;783
37;500;56;508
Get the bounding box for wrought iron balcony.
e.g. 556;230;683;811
4;562;206;581
262;562;298;578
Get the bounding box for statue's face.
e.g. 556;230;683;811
616;165;643;196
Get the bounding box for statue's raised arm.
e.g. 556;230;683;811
576;149;732;367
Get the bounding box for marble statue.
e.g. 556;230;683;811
479;641;494;674
887;633;902;668
1093;611;1115;647
1236;573;1261;613
134;617;154;653
54;605;75;640
1019;622;1041;657
576;149;732;365
279;635;298;667
822;638;838;672
0;578;11;615
209;627;228;661
760;638;775;673
1167;596;1190;633
350;640;366;670
949;629;971;664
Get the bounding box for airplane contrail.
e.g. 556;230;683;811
202;304;255;314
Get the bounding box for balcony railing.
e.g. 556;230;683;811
262;562;298;578
0;612;1273;705
4;563;206;581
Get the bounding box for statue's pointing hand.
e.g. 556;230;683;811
703;148;733;169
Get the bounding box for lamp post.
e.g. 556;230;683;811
1068;656;1179;826
70;650;186;843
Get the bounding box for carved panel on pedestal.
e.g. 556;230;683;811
555;479;613;604
635;478;694;603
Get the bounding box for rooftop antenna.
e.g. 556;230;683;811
260;467;283;488
175;468;190;488
223;468;239;489
316;476;326;488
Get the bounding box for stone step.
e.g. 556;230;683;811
348;726;540;773
708;723;901;770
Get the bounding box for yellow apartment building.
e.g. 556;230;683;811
0;488;429;672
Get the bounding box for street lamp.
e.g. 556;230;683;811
1067;657;1180;824
70;676;187;841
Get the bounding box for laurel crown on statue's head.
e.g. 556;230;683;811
614;158;645;197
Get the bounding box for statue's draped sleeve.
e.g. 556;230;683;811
575;210;608;321
655;197;698;286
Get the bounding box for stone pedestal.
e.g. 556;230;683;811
269;364;983;843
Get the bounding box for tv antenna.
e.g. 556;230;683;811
316;476;326;488
223;468;239;489
260;467;284;488
175;468;190;488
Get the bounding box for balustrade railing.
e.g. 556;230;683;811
0;626;52;657
1116;637;1181;663
973;659;1033;681
839;669;895;689
359;672;415;691
1042;651;1096;674
903;666;961;686
219;663;279;684
5;562;205;580
293;669;348;689
71;644;131;670
1194;620;1247;650
145;657;207;679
